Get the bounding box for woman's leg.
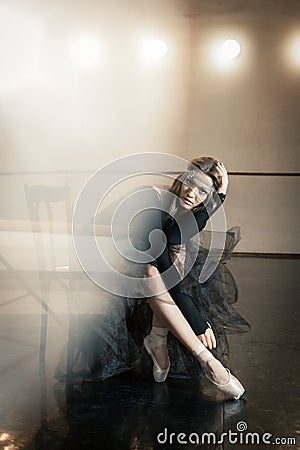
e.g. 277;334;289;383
146;266;229;385
152;313;166;328
148;297;230;384
146;264;205;352
148;297;202;351
145;311;169;370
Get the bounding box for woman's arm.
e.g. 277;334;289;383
163;192;225;245
216;161;229;195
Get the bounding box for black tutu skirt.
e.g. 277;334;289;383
55;226;250;382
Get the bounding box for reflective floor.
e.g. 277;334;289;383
0;258;299;449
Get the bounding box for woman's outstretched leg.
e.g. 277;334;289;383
145;268;245;398
148;296;229;385
152;313;165;328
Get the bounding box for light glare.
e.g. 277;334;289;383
0;434;10;442
292;39;300;63
221;39;241;59
141;39;168;63
209;37;242;72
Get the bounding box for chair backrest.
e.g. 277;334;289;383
24;183;72;272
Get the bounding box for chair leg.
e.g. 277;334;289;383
66;313;76;384
39;309;48;362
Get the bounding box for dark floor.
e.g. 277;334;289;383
0;258;299;450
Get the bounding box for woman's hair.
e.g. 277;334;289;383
169;156;222;212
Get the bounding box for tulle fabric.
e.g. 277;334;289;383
55;226;250;382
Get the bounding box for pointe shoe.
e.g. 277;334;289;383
205;367;245;400
192;345;245;400
143;335;170;383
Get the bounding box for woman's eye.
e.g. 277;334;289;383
199;189;208;195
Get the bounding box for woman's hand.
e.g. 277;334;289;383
216;161;229;195
197;325;216;350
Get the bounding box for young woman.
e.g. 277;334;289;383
139;157;246;399
56;157;250;400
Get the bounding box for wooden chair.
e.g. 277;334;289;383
24;183;76;379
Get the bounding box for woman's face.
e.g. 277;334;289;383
179;172;213;210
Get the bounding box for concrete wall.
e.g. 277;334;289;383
186;0;300;253
1;0;299;255
0;0;191;174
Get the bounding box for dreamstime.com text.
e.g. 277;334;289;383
156;422;297;446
